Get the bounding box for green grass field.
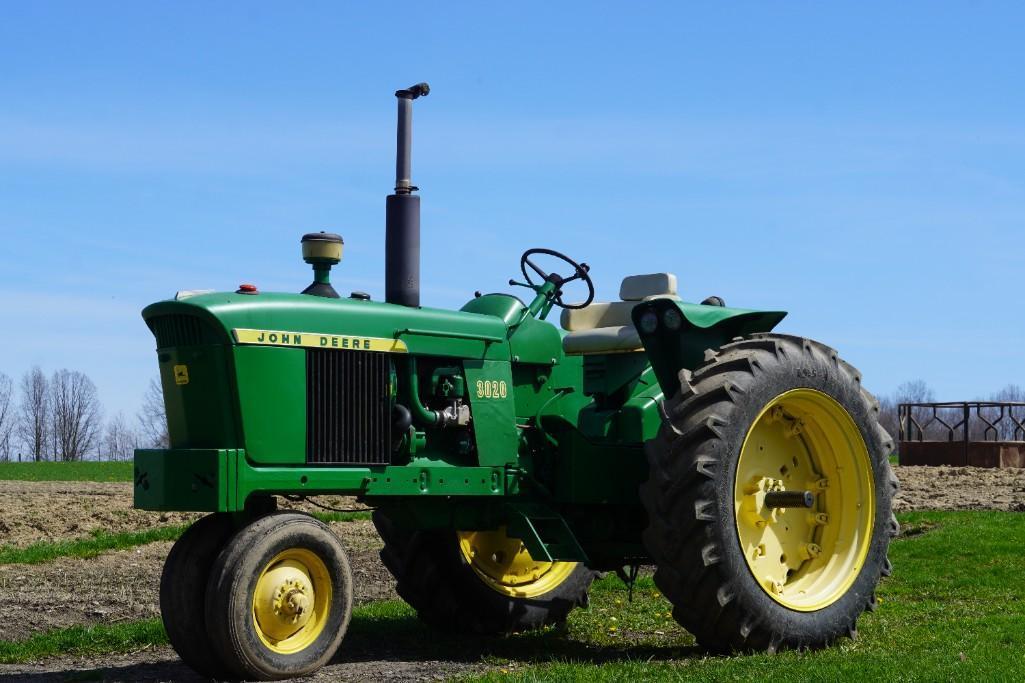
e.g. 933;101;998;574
460;510;1025;682
0;512;370;565
0;525;189;565
2;510;1024;681
0;461;132;482
0;619;167;665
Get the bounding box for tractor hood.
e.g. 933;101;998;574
142;291;510;361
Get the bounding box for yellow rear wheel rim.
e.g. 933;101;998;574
735;389;875;611
252;548;332;654
457;527;577;598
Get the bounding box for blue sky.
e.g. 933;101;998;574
1;2;1023;422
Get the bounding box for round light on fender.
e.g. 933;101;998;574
663;307;683;330
639;311;659;334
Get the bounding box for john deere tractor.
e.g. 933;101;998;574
135;84;898;680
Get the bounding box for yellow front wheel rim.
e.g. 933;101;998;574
252;548;332;654
735;389;875;611
457;527;577;598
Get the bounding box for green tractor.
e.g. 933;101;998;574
136;84;898;680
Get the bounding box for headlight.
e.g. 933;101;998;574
663;307;683;331
639;311;659;334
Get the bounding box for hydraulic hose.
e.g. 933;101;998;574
404;357;439;426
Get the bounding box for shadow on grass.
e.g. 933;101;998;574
336;608;703;667
3;610;704;682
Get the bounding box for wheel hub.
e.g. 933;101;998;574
734;389;874;611
254;561;316;640
457;527;577;598
739;477;825;596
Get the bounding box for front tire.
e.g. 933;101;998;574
640;333;899;652
205;512;354;680
374;511;596;634
160;513;235;679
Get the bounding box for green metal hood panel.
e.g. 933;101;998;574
142;292;510;360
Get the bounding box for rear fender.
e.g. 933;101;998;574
631;299;786;398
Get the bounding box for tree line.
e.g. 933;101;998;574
878;380;1025;445
0;367;168;462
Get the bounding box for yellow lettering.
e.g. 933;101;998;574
474;379;509;399
232;328;407;353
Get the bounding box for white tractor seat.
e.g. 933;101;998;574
562;325;643;354
561;273;679;355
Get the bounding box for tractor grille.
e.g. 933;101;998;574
306;348;392;466
148;315;222;348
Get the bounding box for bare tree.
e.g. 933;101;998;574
17;366;49;461
986;384;1025;441
137;378;169;448
991;384;1025;402
894;379;936;405
878;380;936;446
877;393;898;453
104;412;139;461
891;379;950;440
49;369;102;461
0;373;14;461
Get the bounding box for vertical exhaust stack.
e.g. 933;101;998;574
385;82;429;307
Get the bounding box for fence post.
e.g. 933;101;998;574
963;402;970;466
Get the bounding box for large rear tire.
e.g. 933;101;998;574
640;333;899;652
159;513;235;679
373;511;596;634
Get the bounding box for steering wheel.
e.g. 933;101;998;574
519;248;595;310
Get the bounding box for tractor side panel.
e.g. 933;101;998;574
233;345;306;465
134;448;235;511
616;394;664;443
554;431;648;504
158;345;240;449
463;359;519;467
